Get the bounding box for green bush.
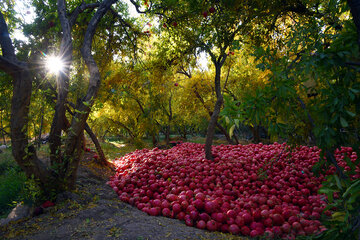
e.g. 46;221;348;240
0;149;21;175
0;167;26;217
0;148;27;217
314;175;360;240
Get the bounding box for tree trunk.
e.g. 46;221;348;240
205;62;224;160
0;111;6;145
0;11;56;194
48;0;73;165
182;126;187;139
84;123;108;166
165;125;170;145
37;111;44;148
296;96;347;179
165;96;172;145
152;133;158;147
193;87;236;144
65;103;107;167
61;0;117;189
252;125;261;143
0;1;117;194
11;70;57;193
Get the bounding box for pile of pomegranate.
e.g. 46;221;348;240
107;142;359;238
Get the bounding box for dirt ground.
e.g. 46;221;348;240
0;153;246;240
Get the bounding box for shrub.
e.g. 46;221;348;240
0;168;26;217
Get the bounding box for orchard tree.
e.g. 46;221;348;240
0;0;135;195
220;46;270;143
148;0;321;159
145;0;252;159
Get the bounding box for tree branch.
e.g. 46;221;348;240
49;0;75;164
108;118;135;138
109;7;132;28
222;64;231;95
0;12;27;75
67;0;118;149
346;61;360;66
129;0;152;14
177;65;192;78
0;56;26;75
69;2;101;27
0;12;16;60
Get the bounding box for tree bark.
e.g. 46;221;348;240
205;61;225;160
1;1;117;194
65;103;108;167
0;111;6;145
0;11;56;193
182;126;187;139
179;67;238;144
152;133;158;147
109;118;136;139
165;95;172;145
84;123;108;166
251;125;261;143
10;69;54;185
48;0;74;165
193;87;237;144
37;111;44;148
62;0;117;189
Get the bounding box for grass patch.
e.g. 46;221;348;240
0;148;26;218
100;140;150;160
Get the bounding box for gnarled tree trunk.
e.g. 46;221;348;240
0;12;56;193
0;0;117;194
48;0;73;166
60;0;118;189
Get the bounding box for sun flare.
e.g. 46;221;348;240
45;55;64;74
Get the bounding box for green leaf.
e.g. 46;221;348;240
83;101;90;107
349;88;359;94
346;110;356;117
348;191;360;204
343;179;360;199
340;117;348;128
334;175;343;190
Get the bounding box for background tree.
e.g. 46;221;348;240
147;0;320;159
0;0;134;195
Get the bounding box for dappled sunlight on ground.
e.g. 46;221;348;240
110;142;126;148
